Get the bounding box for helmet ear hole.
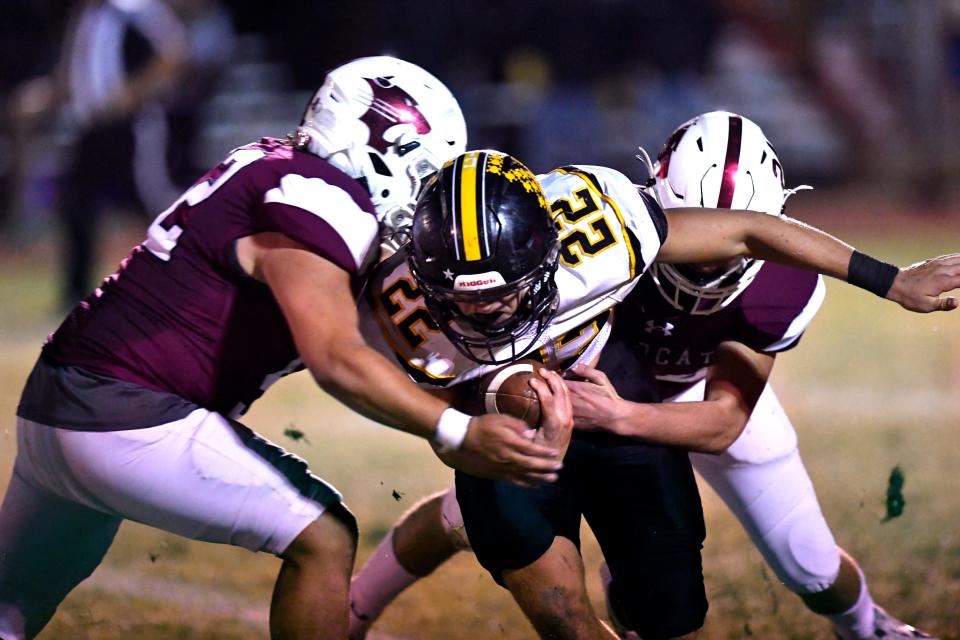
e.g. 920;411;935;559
398;141;421;157
369;153;393;176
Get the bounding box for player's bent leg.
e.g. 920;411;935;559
501;536;617;640
688;387;936;639
800;547;861;615
274;503;358;640
394;487;466;574
46;410;344;553
439;485;471;551
1;419;127;640
0;464;120;640
455;462;591;638
688;384;840;594
349;488;465;640
12;412;351;638
815;549;937;640
583;436;707;640
597;562;702;640
693;446;841;593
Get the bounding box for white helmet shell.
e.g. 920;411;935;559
297;56;467;238
649;111;791;314
652;110;786;216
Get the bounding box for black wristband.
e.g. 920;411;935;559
846;250;899;298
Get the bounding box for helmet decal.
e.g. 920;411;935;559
454;271;507;290
360;76;432;154
295;57;467;239
656;121;692;182
451;151;490;262
447;150;549;263
717;114;743;209
486;152;546;208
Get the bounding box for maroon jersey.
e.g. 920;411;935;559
612;262;825;397
43;138;379;417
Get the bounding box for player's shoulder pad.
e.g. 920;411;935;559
753;267;827;353
260;146;380;275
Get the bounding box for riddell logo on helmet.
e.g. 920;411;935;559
462;277;496;287
454;272;506;291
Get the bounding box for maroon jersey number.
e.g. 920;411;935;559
144;147;266;261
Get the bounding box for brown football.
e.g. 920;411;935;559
477;359;548;428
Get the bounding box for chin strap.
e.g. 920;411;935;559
782;184;814;210
634;146;657;188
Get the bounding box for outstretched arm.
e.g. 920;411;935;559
659;209;960;312
239;232;563;485
566;342;774;454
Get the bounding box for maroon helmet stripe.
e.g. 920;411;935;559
717;115;743;209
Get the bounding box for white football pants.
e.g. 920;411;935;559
0;410;337;640
678;381;841;594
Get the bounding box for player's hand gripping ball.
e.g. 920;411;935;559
477;359;548;428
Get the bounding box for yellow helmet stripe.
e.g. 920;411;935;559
458;151;483;261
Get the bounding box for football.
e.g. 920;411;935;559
477;359;547;428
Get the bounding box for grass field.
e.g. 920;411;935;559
0;196;958;639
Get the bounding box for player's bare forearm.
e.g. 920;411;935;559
247;233;446;438
661;209;960;311
660;209;853;279
566;373;739;453
308;337;449;438
614;399;746;454
567;352;769;454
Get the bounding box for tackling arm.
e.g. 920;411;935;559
238;232;564;485
256;236;445;435
566;342;774;454
659;209;960;313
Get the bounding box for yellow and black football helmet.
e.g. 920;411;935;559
409;150;560;364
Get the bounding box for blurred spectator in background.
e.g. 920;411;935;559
6;0;233;309
3;0;955;287
0;1;71;229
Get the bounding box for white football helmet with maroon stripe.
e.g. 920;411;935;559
649;111;802;314
297;56;467;240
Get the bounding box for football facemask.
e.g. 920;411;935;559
409;150;560;364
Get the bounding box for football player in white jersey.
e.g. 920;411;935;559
350;147;959;639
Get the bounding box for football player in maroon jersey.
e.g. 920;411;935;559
568;112;936;639
0;57;571;640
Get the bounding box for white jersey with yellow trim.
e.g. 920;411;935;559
358;164;667;387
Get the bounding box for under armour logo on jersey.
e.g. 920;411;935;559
644;320;674;336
